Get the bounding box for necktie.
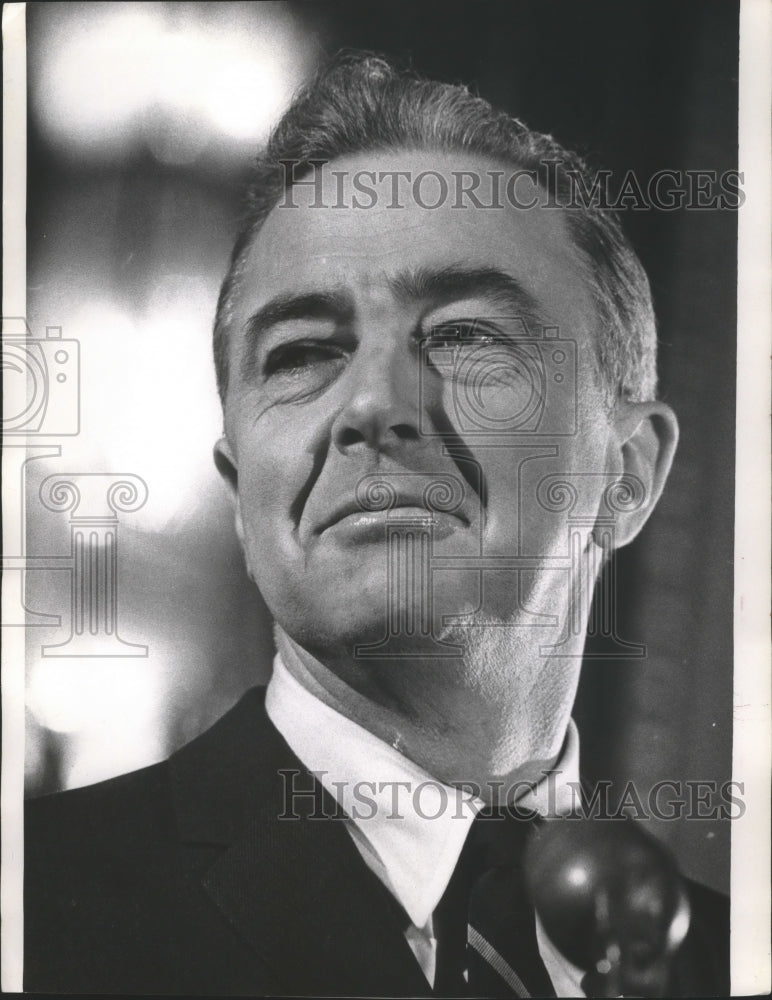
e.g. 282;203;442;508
433;807;557;998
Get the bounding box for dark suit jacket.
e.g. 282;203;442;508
24;686;729;996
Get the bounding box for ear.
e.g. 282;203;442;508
213;435;246;551
603;400;679;549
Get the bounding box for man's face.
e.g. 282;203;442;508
218;150;618;658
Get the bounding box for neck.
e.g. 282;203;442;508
274;623;583;802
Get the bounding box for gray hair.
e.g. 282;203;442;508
214;53;657;405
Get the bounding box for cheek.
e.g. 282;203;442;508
437;374;541;437
232;431;300;544
239;469;283;541
434;338;582;438
475;425;612;552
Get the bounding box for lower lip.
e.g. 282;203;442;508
323;507;465;542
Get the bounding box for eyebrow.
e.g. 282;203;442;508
244;290;353;342
390;264;547;332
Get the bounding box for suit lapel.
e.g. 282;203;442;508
169;687;431;995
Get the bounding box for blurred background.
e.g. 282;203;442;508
21;0;737;893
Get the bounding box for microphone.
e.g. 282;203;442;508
524;817;691;997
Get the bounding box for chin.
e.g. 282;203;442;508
307;625;395;665
277;597;394;656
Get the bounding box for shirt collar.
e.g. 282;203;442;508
266;652;580;930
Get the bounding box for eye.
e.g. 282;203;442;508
263;340;347;378
423;320;537;391
427;321;500;350
259;338;349;404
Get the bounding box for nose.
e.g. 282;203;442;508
331;333;422;455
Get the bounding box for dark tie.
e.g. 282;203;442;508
433;807;557;998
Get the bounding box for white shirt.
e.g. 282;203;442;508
266;653;587;997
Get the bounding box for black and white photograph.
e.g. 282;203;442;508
2;1;769;996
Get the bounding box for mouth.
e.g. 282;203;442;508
317;493;470;541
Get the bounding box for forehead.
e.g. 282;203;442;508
230;149;597;349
